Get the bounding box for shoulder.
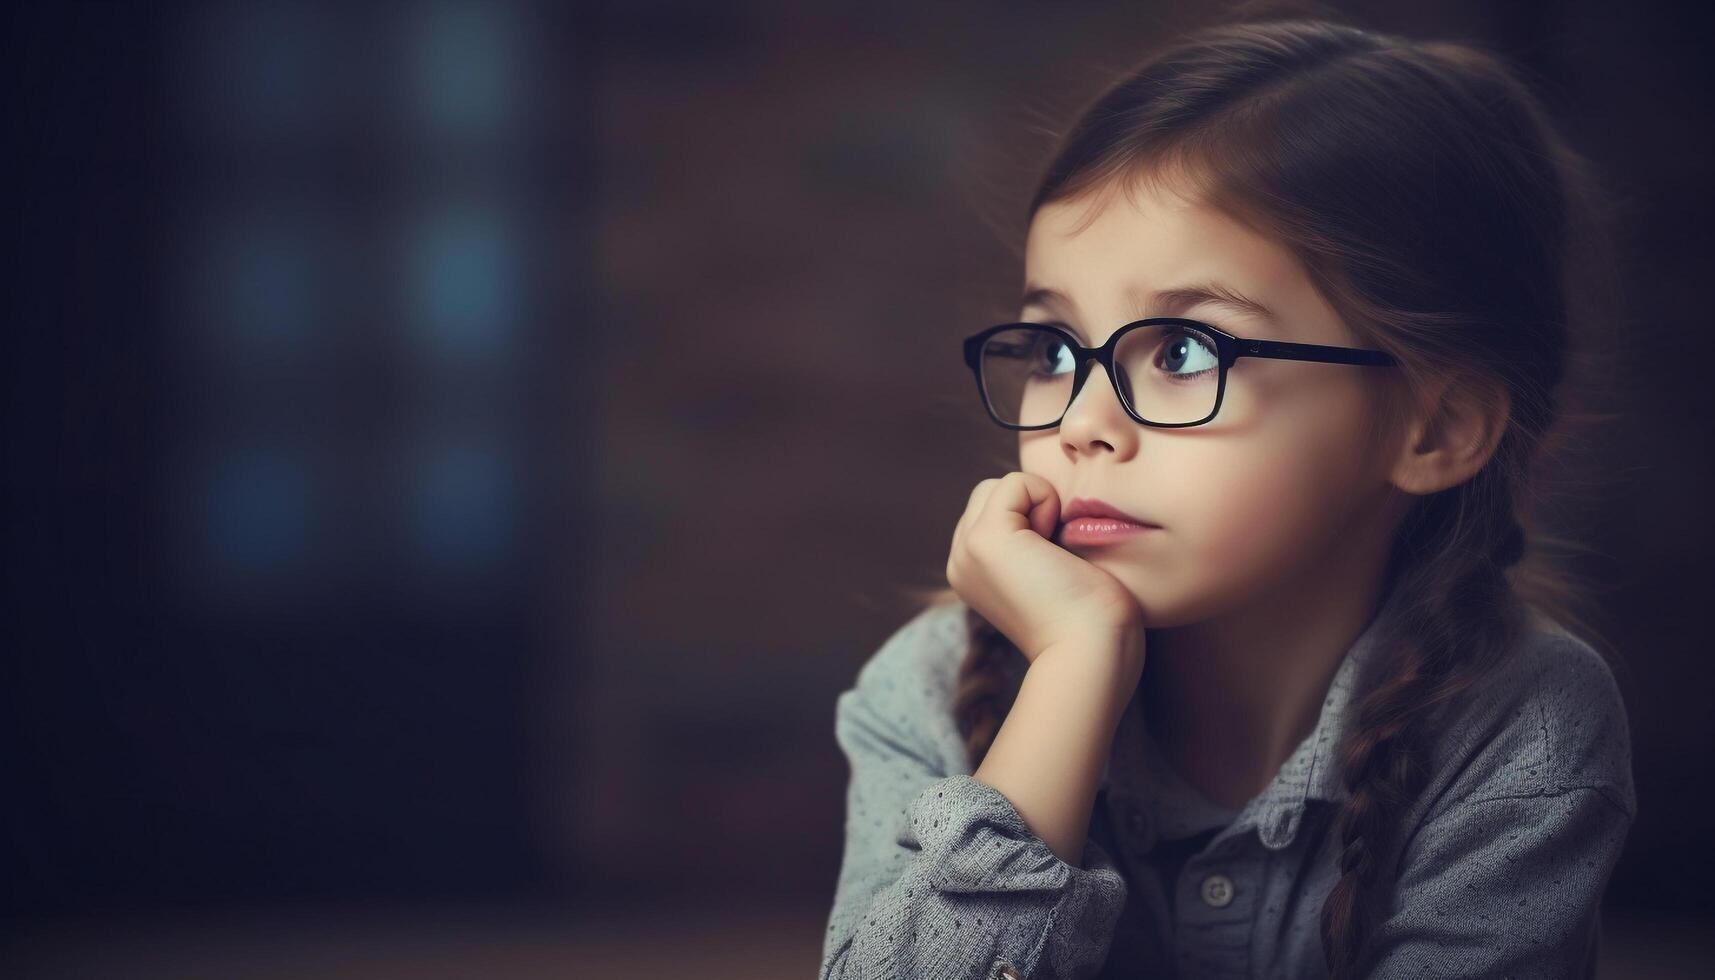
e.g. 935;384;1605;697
1375;614;1637;975
834;597;975;776
1426;610;1636;819
848;596;972;701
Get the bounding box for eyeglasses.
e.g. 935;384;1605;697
963;318;1399;429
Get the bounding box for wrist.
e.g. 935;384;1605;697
1030;637;1144;721
1038;625;1146;677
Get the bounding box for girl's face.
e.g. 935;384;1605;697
1018;177;1405;627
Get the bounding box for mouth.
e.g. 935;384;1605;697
1060;496;1159;528
1055;516;1162;547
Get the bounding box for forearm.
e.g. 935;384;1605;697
822;773;1129;980
822;606;1135;980
972;642;1139;866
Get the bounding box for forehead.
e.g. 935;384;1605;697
1023;179;1312;317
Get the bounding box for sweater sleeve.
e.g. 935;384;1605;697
819;607;1129;980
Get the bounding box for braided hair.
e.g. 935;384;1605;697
902;13;1628;978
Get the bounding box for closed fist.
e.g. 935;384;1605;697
945;471;1146;665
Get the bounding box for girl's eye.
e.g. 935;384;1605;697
1153;329;1219;378
1032;334;1077;376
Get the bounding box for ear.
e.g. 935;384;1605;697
1387;373;1510;496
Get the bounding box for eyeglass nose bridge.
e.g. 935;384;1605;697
1043;328;1227;429
1059;347;1128;424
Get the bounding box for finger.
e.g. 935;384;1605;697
1015;471;1061;541
979;471;1059;540
953;478;999;553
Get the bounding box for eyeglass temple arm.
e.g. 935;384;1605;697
1236;337;1397;366
964;330;1397;367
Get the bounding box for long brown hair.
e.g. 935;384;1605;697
901;12;1631;979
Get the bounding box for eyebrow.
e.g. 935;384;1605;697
1019;281;1279;329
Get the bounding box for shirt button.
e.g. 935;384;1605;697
1200;872;1235;908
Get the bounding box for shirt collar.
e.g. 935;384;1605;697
1098;584;1405;853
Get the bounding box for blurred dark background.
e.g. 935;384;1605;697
3;1;1710;977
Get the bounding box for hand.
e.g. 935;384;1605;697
945;471;1146;665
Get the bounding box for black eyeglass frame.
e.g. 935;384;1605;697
962;317;1400;430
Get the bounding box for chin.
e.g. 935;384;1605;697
1112;575;1227;630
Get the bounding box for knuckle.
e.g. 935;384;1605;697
965;529;996;560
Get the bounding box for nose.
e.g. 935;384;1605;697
1057;359;1136;454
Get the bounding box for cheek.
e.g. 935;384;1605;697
1173;388;1373;580
1018;434;1059;477
1201;445;1342;548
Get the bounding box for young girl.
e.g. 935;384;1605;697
820;17;1635;980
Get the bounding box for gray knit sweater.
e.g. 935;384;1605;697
819;590;1636;979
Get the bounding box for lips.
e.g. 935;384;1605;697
1060;496;1158;527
